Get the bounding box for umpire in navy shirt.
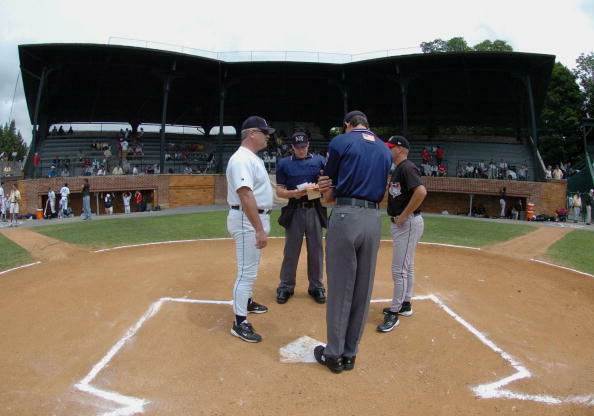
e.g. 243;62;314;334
275;132;327;304
314;111;392;374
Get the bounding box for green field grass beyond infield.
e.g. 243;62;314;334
33;211;536;250
9;211;591;276
544;230;594;275
0;233;35;271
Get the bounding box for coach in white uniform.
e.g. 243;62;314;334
227;116;275;343
59;183;70;217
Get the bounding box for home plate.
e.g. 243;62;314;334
279;336;325;363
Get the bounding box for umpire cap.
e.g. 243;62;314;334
291;132;309;147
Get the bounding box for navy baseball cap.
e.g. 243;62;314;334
291;132;309;147
386;135;410;149
343;110;367;123
241;116;276;134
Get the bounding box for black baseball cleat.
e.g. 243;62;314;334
308;288;326;304
342;356;356;371
383;301;413;317
230;321;262;343
377;312;400;332
314;345;343;374
247;300;268;314
276;289;294;304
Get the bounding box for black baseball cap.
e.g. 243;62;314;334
386;135;410;149
291;132;309;147
241;116;276;134
343;110;367;123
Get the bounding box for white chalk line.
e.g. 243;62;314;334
530;259;594;278
75;297;232;416
0;261;41;276
374;295;593;406
96;237;479;254
79;295;592;415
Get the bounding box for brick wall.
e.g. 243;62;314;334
17;175;566;218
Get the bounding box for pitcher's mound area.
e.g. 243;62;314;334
0;236;592;416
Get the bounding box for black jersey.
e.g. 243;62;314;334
387;159;424;217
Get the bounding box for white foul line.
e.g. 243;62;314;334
79;294;593;415
530;259;594;278
0;261;41;276
75;297;232;416
374;295;593;406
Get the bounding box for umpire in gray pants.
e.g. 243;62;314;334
314;111;392;374
275;132;327;304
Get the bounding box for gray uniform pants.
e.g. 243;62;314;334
389;215;424;312
325;205;381;359
278;207;323;291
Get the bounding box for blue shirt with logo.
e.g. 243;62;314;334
276;154;325;201
324;129;392;202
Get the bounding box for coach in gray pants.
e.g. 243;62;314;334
378;136;427;333
314;111;392;374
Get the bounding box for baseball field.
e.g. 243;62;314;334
0;212;592;415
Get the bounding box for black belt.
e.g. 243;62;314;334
230;205;271;215
390;212;421;223
292;201;317;208
336;197;379;209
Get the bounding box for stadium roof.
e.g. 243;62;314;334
19;43;555;135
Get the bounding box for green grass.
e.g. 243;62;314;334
0;233;35;271
545;230;594;275
10;211;592;276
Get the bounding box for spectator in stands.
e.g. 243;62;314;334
60;167;70;177
103;146;112;171
122;192;132;214
435;145;444;165
122;160;131;174
138;127;145;138
431;163;438;177
421;148;430;164
498;159;508;179
438;163;447;177
506;168;517;180
33;152;40;178
146;165;154;174
51;126;58;136
119;128;125;139
421;161;431;176
121;138;129;161
58;126;65;135
545;165;553;179
112;164;124;175
134;191;143;212
553;165;563;180
134;144;143;157
132;165;139;175
67;126;73;135
154;164;161;174
465;162;474;178
571;193;582;223
488;160;497;179
183;164;193;174
47;165;57;178
518;165;528;181
96;165;106;176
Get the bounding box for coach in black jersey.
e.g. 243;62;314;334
378;135;427;333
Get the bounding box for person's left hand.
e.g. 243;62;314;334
395;214;409;227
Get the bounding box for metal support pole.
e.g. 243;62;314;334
160;61;176;174
217;64;227;174
468;194;474;216
524;74;538;149
342;70;348;114
401;80;409;138
27;66;48;178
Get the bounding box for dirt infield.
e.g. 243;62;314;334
0;229;592;415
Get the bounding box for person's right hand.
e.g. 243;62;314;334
293;189;308;198
255;229;268;249
317;170;331;194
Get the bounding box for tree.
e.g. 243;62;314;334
539;62;585;165
0;120;29;160
573;52;594;117
473;39;513;52
420;37;512;53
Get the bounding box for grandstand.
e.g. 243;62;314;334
14;43;567;217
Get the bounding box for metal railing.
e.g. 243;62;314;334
108;37;421;63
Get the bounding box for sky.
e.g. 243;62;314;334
1;0;593;144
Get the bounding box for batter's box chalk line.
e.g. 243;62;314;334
76;295;593;416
